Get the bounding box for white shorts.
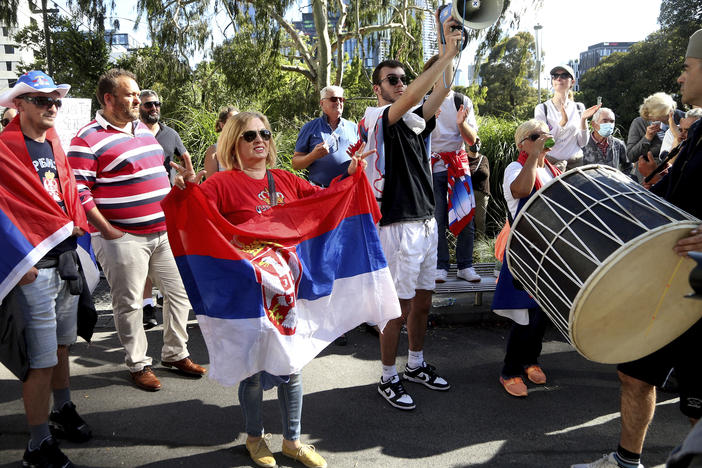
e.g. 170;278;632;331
378;219;438;299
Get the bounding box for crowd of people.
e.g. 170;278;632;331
1;9;702;468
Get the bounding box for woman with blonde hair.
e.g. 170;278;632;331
492;118;560;398
627;92;678;182
203;105;238;176
172;111;370;468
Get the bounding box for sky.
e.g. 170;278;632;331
52;0;664;82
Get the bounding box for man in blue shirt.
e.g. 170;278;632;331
293;86;359;187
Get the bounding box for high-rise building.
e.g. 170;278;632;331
578;42;635;81
103;30;142;62
0;1;43;90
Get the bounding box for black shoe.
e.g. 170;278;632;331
22;437;74;468
403;362;451;391
143;304;158;330
333;333;348;346
377;375;415;410
49;402;92;443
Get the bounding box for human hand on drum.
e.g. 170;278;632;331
674;224;702;257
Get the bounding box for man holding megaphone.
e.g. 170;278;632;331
357;11;474;411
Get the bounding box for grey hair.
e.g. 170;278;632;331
320;85;344;100
592;107;614;123
140;89;158;100
685;107;702;119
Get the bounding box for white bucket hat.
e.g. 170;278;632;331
0;70;70;109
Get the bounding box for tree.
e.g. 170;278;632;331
13;14;111;101
478;31;538;119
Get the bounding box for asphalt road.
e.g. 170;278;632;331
0;300;692;467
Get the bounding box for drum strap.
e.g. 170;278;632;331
669;133;702;197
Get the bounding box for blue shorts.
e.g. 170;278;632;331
18;267;78;369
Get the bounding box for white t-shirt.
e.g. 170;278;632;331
534;100;589;161
502;161;555;219
430;91;478;172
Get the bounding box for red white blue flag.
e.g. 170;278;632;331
162;171;401;386
0;121;88;301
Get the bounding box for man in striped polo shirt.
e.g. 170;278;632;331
68;68;206;391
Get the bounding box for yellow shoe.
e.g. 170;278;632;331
281;443;327;468
245;434;277;468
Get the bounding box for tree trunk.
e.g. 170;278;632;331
312;0;331;91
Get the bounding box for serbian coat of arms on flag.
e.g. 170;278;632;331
162;170;401;386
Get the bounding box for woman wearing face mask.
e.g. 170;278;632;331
580;107;630;176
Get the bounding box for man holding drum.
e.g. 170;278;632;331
574;29;702;468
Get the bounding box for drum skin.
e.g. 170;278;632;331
506;165;701;364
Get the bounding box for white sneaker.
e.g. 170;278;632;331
571;452;644;468
457;267;481;282
435;269;448;283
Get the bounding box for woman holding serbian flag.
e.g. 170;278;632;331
492;119;561;398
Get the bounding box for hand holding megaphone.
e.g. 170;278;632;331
438;14;466;57
437;0;505;51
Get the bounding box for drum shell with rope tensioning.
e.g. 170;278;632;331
506;164;701;364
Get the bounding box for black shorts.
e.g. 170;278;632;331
617;318;702;419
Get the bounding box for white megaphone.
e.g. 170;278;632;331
438;0;504;49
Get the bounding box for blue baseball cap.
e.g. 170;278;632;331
0;70;70;109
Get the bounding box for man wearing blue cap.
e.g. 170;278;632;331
0;70;92;468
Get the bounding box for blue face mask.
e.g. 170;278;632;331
597;122;614;137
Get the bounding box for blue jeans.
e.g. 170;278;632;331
433;171;475;270
238;372;302;441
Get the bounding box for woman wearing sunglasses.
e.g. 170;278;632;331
535;64;600;172
492;119;560;398
172;111;369;468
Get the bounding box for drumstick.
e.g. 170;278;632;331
643;143;683;183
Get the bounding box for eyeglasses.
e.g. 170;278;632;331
241;129;272;142
380;74;409;86
142;101;161;109
21;95;62;109
520;133;543;143
551;72;572;80
325;96;345;103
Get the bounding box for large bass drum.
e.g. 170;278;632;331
507;165;700;364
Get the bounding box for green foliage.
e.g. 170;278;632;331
658;0;702;38
164;105;218;172
478;31;539;120
578;30;687;133
475;115;520;235
14;14;111;105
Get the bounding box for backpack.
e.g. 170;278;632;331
542;101;585;120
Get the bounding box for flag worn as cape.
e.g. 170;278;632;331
436;150;476;235
0;117;88;301
163;170;401;386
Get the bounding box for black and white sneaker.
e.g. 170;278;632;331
403;362;451;391
378;375;416;410
22;437;74;468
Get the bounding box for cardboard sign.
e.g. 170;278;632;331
54;98;93;152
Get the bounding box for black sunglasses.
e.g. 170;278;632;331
325;96;345;103
520;133;543;143
21;95;62;109
241;129;272;142
142;101;161;109
380;74;409;86
551;72;572;80
1;118;10;127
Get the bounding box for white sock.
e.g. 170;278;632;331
407;350;424;369
143;298;154;307
381;364;398;382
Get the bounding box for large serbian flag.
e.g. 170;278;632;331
162;170;401;386
0;122;88;301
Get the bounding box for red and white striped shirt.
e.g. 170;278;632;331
68;111;171;234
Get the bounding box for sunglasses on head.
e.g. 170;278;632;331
325;96;345;103
21;95;62;109
380;74;409;86
241;129;272;142
551;72;572;80
142;101;161;109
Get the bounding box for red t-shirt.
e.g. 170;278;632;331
200;168;321;225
